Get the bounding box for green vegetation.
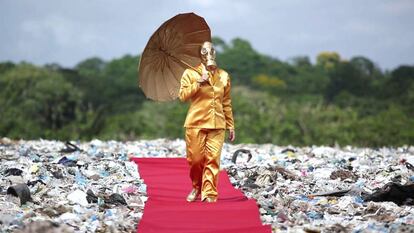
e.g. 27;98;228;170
1;37;413;147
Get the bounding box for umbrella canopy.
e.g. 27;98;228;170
138;12;211;101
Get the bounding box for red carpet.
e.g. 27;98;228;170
131;157;272;233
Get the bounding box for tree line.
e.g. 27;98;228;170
0;37;413;147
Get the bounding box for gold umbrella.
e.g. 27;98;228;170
138;12;211;101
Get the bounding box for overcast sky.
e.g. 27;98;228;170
1;0;413;70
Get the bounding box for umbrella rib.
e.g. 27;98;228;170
165;59;181;83
184;29;210;36
156;18;172;52
161;57;172;99
160;64;172;98
163;17;181;52
182;42;206;46
150;69;159;100
138;57;151;90
178;54;201;63
170;55;188;70
177;52;200;59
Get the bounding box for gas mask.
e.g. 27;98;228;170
200;41;217;70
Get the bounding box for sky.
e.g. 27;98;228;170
1;0;413;71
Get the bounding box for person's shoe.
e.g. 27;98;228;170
186;188;200;202
202;197;217;203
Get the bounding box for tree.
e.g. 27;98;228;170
0;64;83;139
216;38;278;86
290;56;312;68
388;65;414;96
316;52;341;71
0;61;15;75
325;61;373;102
252;74;286;93
212;36;228;52
350;56;377;77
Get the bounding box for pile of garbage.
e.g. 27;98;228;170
1;137;414;233
0;138;175;232
223;144;414;232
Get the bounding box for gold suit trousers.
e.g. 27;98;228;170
185;127;225;200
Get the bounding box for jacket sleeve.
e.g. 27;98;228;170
178;69;200;102
223;74;235;130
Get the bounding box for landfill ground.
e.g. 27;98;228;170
1;137;414;233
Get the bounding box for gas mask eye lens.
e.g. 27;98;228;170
201;48;207;55
211;48;215;54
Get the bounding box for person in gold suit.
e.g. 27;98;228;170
178;41;236;203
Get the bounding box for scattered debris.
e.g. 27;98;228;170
6;183;32;205
1;138;413;233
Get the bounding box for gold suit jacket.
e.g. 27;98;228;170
178;64;235;130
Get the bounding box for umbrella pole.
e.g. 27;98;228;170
160;48;202;75
178;59;202;75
